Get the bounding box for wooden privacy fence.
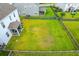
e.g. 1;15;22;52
59;20;79;49
4;50;79;56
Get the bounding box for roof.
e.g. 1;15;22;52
0;3;16;20
8;21;21;29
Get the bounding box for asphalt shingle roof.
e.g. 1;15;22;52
0;3;16;20
8;21;21;29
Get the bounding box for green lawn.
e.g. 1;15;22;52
64;21;79;44
57;12;79;19
0;51;9;56
44;7;54;16
6;19;75;51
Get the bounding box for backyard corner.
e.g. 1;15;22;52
57;12;79;20
1;3;79;56
6;19;75;51
4;6;79;56
64;21;79;44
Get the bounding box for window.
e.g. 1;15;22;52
11;29;17;33
9;16;12;20
39;11;44;15
1;22;5;28
10;29;17;35
6;32;9;37
13;13;15;17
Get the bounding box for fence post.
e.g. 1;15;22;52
59;20;79;49
8;51;12;56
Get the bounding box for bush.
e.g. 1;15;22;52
53;6;63;12
60;12;65;17
70;12;76;18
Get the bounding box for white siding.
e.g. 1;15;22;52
55;3;79;11
54;3;66;11
64;3;79;11
13;3;39;16
0;9;20;45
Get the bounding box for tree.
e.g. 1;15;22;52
71;11;76;18
60;12;65;18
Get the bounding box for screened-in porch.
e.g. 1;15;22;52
8;21;23;36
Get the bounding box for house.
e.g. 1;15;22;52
64;3;79;11
54;3;66;11
54;3;79;11
13;3;39;16
13;3;79;16
39;3;53;15
0;3;22;46
13;3;54;16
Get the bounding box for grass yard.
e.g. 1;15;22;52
57;12;79;19
44;7;54;16
6;19;75;51
0;51;9;56
64;21;79;44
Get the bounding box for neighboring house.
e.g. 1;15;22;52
13;3;39;16
39;3;54;15
54;3;79;11
54;3;66;11
64;3;79;11
13;3;54;16
0;3;22;46
39;6;47;15
13;3;79;16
